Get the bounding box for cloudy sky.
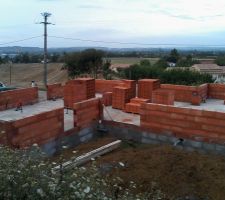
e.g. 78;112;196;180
1;0;225;48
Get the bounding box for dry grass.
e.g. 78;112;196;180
109;57;159;65
0;63;68;88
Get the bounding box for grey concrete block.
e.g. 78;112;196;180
141;138;160;145
61;133;80;148
157;134;169;142
215;144;225;153
127;129;142;142
168;136;179;144
142;132;157;140
41;140;57;156
202;143;216;151
78;127;93;137
184;139;202;149
80;133;93;142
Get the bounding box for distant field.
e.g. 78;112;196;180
0;57;159;88
108;57;159;65
0;63;68;88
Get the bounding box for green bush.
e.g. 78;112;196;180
0;145;167;200
122;64;214;85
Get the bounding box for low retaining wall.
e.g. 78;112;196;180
103;120;225;155
0;108;64;148
140;103;225;145
47;83;64;100
0;87;38;111
41;122;99;156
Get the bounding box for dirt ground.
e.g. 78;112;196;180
0;63;68;88
56;137;225;200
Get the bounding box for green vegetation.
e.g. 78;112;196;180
121;60;213;85
0;145;166;199
65;49;106;78
216;55;225;66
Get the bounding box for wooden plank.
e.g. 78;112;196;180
53;140;121;172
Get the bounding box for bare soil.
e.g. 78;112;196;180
0;63;68;88
57;138;225;200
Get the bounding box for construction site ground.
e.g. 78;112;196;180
54;136;225;200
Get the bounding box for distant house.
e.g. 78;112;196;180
110;64;130;72
197;59;215;64
191;64;225;82
167;62;176;67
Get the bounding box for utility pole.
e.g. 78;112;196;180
38;12;54;87
9;61;12;85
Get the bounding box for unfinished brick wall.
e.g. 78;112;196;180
0;87;38;111
198;84;208;100
112;86;130;110
160;84;207;105
152;89;175;105
95;79;136;97
102;92;112;106
125;98;149;114
73;98;102;128
64;78;95;109
138;79;160;99
95;79;123;93
208;83;225;99
0;108;64;148
47;83;64;100
140;103;225;145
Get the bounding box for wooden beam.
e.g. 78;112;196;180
53;140;121;172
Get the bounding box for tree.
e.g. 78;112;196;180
167;49;180;63
140;59;151;66
216;56;225;66
102;59;112;79
0;56;3;64
153;58;169;69
65;49;104;78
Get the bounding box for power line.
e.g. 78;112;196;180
49;35;225;47
0;36;42;46
37;12;54;87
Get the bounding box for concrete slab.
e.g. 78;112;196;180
174;99;225;112
0;99;74;132
0;99;64;121
103;106;140;126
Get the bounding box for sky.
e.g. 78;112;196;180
1;0;225;48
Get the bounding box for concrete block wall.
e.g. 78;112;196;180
208;83;225;99
47;83;64;100
0;87;38;111
73;98;103;128
64;78;95;109
103;120;225;156
0;108;64;148
140;103;225;145
41;122;99;156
